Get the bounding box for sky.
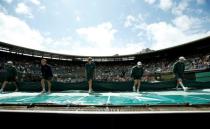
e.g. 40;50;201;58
0;0;210;56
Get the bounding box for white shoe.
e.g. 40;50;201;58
133;86;136;92
88;89;93;94
41;90;46;94
183;87;188;92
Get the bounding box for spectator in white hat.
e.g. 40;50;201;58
173;56;188;91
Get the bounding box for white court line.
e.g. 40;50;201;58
60;96;80;104
106;95;111;105
18;96;36;101
71;96;88;104
187;96;210;101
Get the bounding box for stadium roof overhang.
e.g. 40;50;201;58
0;36;210;62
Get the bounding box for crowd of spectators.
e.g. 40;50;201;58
0;54;209;83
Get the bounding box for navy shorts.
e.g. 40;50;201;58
133;76;142;80
5;76;17;82
42;76;52;80
175;74;184;80
86;74;94;81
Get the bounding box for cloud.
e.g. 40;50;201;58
62;42;145;56
76;22;117;47
124;15;137;27
173;15;195;31
3;0;13;4
0;4;8;14
39;5;46;10
124;14;147;31
114;42;145;55
41;36;145;56
0;12;144;56
144;0;156;4
147;22;187;49
146;21;210;50
30;0;40;6
172;15;200;31
75;22;147;56
0;12;43;49
123;13;210;51
196;0;206;4
0;12;77;55
30;0;46;11
43;37;83;55
159;0;173;11
172;0;190;16
123;7;210;51
1;7;209;57
76;15;80;22
15;3;33;18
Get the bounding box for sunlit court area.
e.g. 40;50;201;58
1;0;210;128
1;89;210;106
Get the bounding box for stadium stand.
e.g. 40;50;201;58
0;36;210;91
